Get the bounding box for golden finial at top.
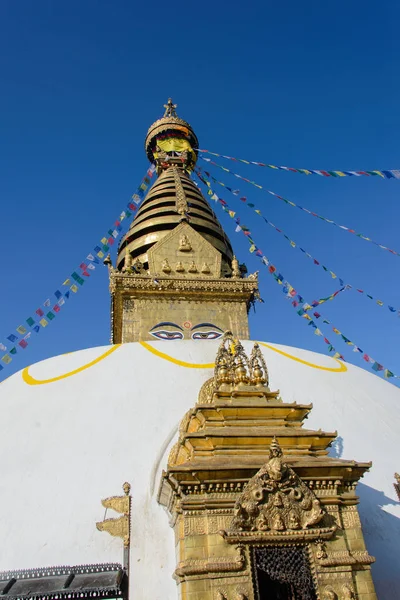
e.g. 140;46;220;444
163;98;178;117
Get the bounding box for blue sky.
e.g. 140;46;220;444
0;0;399;383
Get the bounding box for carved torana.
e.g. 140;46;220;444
158;333;377;599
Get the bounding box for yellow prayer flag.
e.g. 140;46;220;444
333;352;341;359
1;354;12;364
376;300;384;306
336;171;346;177
290;241;296;247
249;245;256;253
101;237;108;244
63;279;70;286
333;328;340;334
39;318;48;328
97;251;104;258
330;272;337;279
228;210;236;218
70;284;79;293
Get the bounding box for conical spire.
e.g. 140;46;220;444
117;100;233;273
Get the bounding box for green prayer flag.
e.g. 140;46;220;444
10;347;17;355
47;311;55;321
26;317;35;327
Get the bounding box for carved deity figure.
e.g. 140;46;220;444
272;513;285;531
175;261;185;272
188;260;198;273
179;234;192;251
265;437;287;482
162;258;171;273
201;262;211;274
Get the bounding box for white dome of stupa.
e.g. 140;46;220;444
0;339;399;599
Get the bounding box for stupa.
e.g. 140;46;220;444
0;100;399;600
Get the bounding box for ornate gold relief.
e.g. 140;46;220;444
221;438;334;544
96;482;131;547
179;233;192;251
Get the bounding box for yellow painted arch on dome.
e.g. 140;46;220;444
22;345;120;385
140;341;215;368
258;342;347;372
140;341;347;372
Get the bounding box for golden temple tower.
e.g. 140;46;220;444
109;100;259;344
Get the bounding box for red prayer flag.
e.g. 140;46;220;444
36;308;44;317
19;339;28;349
53;305;61;313
268;265;276;274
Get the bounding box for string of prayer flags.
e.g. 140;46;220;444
197;149;400;180
199;169;400;318
200;156;400;258
195;173;399;381
0;166;156;374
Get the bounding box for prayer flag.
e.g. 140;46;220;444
1;355;12;364
16;325;27;335
33;325;40;333
70;284;78;293
10;347;17;355
19;339;28;349
40;318;48;327
87;263;95;270
7;334;18;343
53;304;60;313
384;369;394;379
55;290;62;300
249;245;256;253
0;364;3;371
43;299;51;307
0;343;6;351
65;291;70;299
47;312;55;321
58;297;65;306
63;279;71;286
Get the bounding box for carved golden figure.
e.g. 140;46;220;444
179;234;192;252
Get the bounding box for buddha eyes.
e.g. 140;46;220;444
150;330;184;340
192;331;223;340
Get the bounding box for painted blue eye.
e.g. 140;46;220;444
150;330;184;340
192;331;223;340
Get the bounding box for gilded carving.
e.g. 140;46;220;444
201;262;211;274
188;260;198;273
341;507;361;529
179;234;192;252
226;438;327;535
96;482;131;547
161;258;171;273
323;587;338;600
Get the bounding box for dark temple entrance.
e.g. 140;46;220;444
252;546;317;600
